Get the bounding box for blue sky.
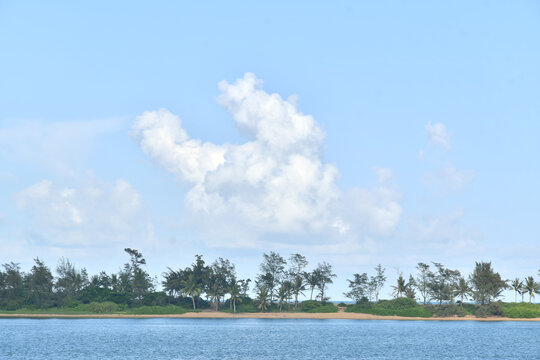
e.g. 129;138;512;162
1;0;539;300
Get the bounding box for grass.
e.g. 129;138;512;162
501;302;540;318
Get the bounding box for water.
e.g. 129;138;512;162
0;318;539;359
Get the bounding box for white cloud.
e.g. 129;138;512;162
374;167;394;184
423;165;474;192
16;175;148;246
132;73;402;244
131;109;225;183
426;121;450;150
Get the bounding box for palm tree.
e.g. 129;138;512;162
392;274;407;299
524;276;539;303
180;274;202;311
162;268;183;297
304;271;320;300
227;280;242;313
206;282;223;311
277;282;291;311
510;278;524;303
256;287;270;312
291;276;306;308
454;277;471;306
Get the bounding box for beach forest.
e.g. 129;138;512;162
1;248;539;319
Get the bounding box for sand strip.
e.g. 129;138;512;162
1;312;539;321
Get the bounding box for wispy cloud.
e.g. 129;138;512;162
423;166;474;193
16;174;150;246
426;121;451;150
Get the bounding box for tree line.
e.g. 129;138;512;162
1;249;539;312
345;261;540;306
0;249;336;312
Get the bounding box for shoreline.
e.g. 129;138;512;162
1;312;539;321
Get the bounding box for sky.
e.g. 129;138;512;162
1;0;539;300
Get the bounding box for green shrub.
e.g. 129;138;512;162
379;297;420;309
346;302;373;313
461;303;478;315
65;300;82;308
299;300;323;311
433;304;467;317
306;303;338;313
127;305;188;315
232;302;258;313
475;302;505;318
5;301;20;311
84;301;120;313
296;300;338;313
346;298;432;317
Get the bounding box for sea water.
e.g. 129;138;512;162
0;318;538;359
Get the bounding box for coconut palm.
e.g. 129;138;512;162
303;270;320;301
256;287;270;312
524;276;539;303
162;268;183;297
510;278;524;303
227;280;242;313
180;274;202;311
206;282;223;311
277;281;292;311
392;274;407;298
454;277;471;306
291;276;306;308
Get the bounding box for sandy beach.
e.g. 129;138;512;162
1;311;539;321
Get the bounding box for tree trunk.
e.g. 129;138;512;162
192;296;196;311
310;287;314;300
233;299;236;313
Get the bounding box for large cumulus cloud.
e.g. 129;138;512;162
132;73;402;243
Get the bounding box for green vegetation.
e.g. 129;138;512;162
298;300;338;313
346;298;432;318
501;302;540;318
343;261;540;319
0;302;189;315
126;305;189;315
0;249;341;315
0;302;126;315
1;250;539;318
